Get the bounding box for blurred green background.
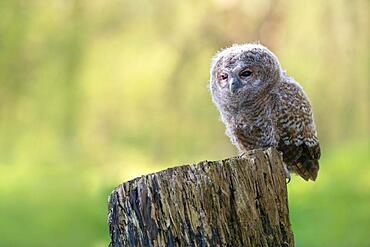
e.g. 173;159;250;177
0;0;369;246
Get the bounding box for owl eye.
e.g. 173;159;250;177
218;72;228;81
239;69;252;79
218;72;229;88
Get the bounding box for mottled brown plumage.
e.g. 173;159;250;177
209;43;320;181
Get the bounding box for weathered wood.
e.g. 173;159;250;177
108;148;294;247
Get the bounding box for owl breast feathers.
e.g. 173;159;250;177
209;43;321;181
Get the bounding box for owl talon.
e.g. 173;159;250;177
240;152;247;158
283;163;291;183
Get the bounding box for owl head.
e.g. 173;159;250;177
210;43;282;108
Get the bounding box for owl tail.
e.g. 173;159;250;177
294;159;319;181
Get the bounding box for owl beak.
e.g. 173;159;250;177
229;78;242;94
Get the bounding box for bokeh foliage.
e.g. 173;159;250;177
0;0;369;246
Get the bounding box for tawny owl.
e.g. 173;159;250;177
209;43;320;181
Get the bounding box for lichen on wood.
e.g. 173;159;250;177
108;148;294;247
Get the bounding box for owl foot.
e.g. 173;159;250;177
240;152;248;158
283;163;291;183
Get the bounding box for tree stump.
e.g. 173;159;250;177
107;148;294;247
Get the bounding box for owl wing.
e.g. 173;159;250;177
276;79;321;181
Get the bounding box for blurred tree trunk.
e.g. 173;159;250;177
107;148;294;247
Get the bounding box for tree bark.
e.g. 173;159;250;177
107;148;294;247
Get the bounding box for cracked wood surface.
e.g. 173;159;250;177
108;148;294;247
